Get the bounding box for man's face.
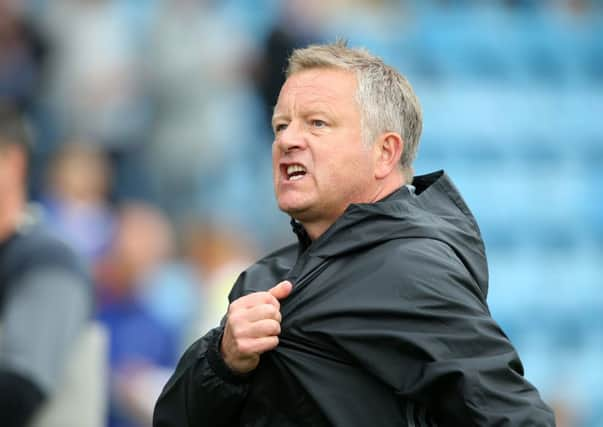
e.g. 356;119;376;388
272;68;377;230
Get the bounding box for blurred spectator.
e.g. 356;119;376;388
145;0;257;220
182;220;256;338
95;202;179;427
140;258;200;353
551;397;580;427
40;140;115;266
41;0;153;202
252;0;324;130
0;0;48;111
0;104;91;427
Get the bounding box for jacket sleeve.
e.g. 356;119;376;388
152;326;251;427
338;239;556;427
0;266;90;427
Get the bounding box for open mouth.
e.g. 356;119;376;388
286;164;307;181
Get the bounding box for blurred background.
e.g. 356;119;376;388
1;0;601;425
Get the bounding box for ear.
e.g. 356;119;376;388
373;132;403;179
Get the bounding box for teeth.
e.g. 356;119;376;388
287;164;306;176
289;174;304;181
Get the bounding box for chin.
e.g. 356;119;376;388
278;199;311;218
279;203;305;216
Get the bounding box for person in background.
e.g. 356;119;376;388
154;42;555;426
181;220;257;339
40;0;153;203
41;140;115;267
145;0;254;220
0;104;91;427
252;0;324;132
0;1;49;111
95;202;179;427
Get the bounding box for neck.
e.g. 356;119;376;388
301;219;337;242
301;175;405;241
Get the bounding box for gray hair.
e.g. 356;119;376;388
286;41;422;181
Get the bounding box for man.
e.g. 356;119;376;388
0;105;91;426
153;42;555;426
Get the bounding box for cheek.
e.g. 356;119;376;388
322;147;370;177
271;145;280;176
315;158;354;194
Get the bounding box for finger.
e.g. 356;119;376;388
230;291;279;310
238;336;280;355
244;304;282;323
247;319;281;338
269;280;293;300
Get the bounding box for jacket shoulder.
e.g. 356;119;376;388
1;226;85;285
380;236;487;306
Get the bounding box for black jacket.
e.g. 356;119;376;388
153;171;555;427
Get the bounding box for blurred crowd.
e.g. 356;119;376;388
0;0;601;426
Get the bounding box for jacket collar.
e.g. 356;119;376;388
288;170;489;296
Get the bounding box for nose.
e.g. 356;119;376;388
275;121;307;153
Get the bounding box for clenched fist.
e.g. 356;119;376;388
220;281;293;374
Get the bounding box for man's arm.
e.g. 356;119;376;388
339;240;555;426
152;327;251;427
153;281;292;427
0;267;90;427
402;241;555;426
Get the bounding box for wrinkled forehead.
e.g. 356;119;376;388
273;68;358;115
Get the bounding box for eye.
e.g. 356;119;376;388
311;119;327;129
274;123;288;134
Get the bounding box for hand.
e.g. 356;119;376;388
221;281;293;374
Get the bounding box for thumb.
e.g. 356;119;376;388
269;280;293;300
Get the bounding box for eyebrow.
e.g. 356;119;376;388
271;112;287;123
272;104;335;125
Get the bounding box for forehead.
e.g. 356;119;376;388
275;68;357;112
